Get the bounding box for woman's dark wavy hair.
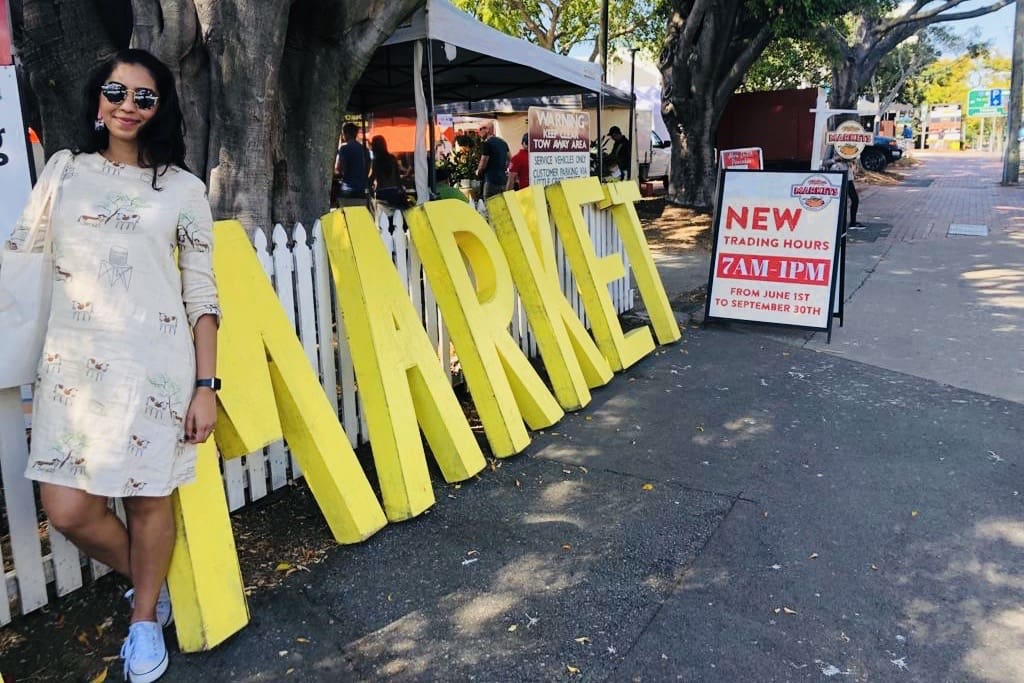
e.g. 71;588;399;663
77;49;188;189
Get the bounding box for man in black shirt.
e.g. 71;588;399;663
608;125;631;180
475;121;510;199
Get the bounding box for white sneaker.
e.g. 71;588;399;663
124;584;173;627
121;621;169;683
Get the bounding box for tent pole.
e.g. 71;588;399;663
628;48;637;181
597;88;604;178
427;39;437;194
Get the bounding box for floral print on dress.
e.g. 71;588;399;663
176;211;211;252
21;152;217;498
32;431;89;476
98;246;133;290
71;300;93;321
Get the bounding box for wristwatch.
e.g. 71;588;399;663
195;377;222;391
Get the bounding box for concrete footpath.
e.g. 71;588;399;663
4;153;1023;682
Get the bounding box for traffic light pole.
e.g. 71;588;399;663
1001;0;1024;184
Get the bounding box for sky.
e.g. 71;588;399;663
942;1;1015;56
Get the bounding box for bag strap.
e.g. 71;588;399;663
26;151;73;255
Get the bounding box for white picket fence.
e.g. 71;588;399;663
0;200;633;625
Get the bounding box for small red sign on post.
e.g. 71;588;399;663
720;147;763;170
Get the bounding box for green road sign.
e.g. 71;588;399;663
967;88;1006;117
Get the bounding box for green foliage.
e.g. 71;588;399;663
451;0;668;59
919;51;1010;146
741;38;831;92
437;133;482;183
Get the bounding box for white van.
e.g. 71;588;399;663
642;130;670;186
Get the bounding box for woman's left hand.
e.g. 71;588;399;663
185;388;217;444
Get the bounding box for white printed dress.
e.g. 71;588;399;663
6;151;220;498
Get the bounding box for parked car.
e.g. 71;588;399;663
642;130;671;185
860;135;903;172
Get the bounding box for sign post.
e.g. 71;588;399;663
704;170;846;341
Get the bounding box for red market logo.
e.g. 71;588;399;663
790;174;839;211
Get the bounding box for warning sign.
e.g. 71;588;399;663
527;107;590;187
705;170;845;331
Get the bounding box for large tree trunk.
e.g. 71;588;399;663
659;1;771;211
12;0;421;235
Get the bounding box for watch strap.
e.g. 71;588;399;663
195;377;222;391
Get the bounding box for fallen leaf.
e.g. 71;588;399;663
275;562;292;572
562;544;572;551
88;667;108;683
911;510;919;518
773;608;781;614
508;624;518;632
808;553;819;560
567;665;581;674
514;479;521;488
286;668;295;675
562;469;572;474
870;564;878;571
77;631;90;646
574;636;591;644
296;637;310;644
467;549;479;556
585;416;593;421
696;424;705;432
641;483;654;491
579;466;588;474
278;650;289;657
782;607;797;615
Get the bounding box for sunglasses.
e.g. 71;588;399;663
100;82;160;110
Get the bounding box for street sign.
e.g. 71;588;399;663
967;88;1007;117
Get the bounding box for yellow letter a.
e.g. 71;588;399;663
406;199;563;457
321;208;486;521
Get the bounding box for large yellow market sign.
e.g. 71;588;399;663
166;178;679;651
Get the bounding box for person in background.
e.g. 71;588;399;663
608;125;631;179
334;122;368;201
825;154;862;229
369;136;405;209
475;120;509;199
901;124;913;140
396;152;415;184
508;133;529;190
433;167;469;203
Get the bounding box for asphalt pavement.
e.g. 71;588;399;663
4;151;1023;682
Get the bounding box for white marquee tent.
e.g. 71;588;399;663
349;0;630;200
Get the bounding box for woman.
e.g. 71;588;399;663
5;49;219;683
369;135;405;209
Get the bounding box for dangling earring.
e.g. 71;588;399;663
94;117;106;131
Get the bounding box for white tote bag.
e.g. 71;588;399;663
0;153;71;389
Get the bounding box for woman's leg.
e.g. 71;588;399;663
40;483;131;577
122;496;175;623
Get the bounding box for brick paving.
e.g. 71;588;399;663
859;150;1024;243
